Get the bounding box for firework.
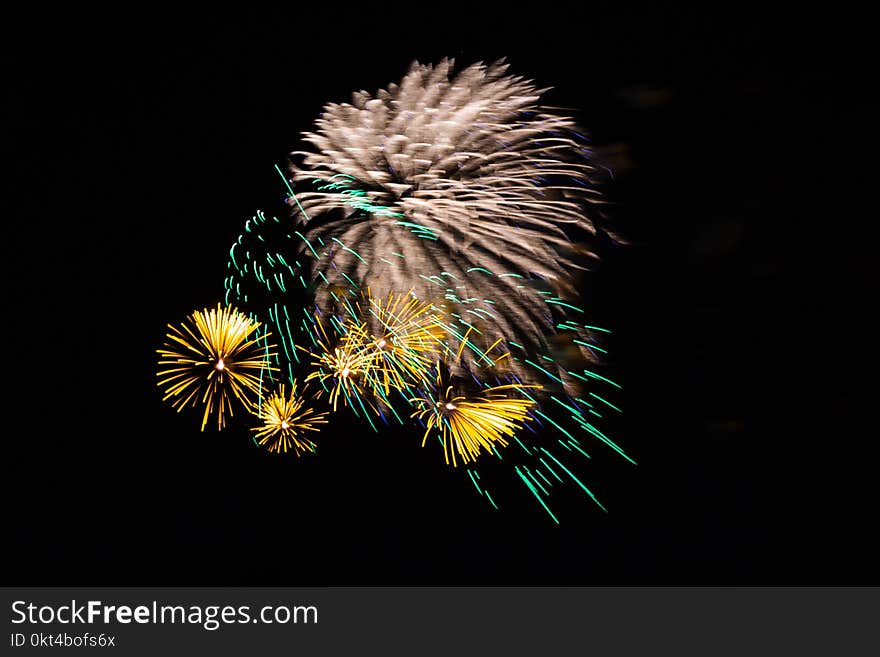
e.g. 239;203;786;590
285;58;613;389
301;313;378;414
354;289;445;396
411;369;538;467
157;304;277;431
251;381;328;455
292;288;447;423
160;59;631;521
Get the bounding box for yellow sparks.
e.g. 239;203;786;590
300;290;449;414
251;381;328;456
358;289;445;395
157;304;277;431
302;315;377;412
411;367;539;467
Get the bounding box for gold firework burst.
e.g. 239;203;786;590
411;366;539;467
157;304;277;431
251;381;328;455
302;315;377;412
358;289;445;395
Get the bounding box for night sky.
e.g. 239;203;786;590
5;6;863;586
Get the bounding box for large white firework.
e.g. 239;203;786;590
285;59;611;388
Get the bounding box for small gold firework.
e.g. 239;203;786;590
411;371;539;467
359;289;445;395
251;381;328;455
302;315;376;412
157;304;277;431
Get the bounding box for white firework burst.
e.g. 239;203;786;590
285;58;612;388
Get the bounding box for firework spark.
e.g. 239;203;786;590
411;373;538;467
157;304;277;431
301;313;378;414
355;289;445;395
251;381;328;455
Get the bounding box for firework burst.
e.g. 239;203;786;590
159;59;631;521
411;370;538;467
355;289;445;395
285;58;614;389
251;381;328;455
157;304;277;431
301;314;378;414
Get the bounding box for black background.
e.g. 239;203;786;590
4;5;864;586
